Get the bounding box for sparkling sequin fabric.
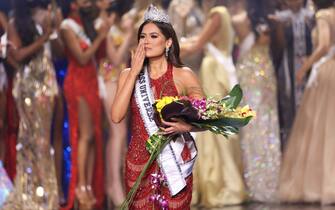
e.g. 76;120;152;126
61;25;104;209
236;45;281;202
125;64;193;210
1;51;59;210
0;161;12;207
3;78;18;181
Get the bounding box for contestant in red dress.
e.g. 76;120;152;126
111;5;204;210
60;0;110;209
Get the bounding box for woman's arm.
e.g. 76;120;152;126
161;67;205;134
8;20;51;63
296;15;331;84
174;67;204;99
50;8;65;59
111;40;145;123
60;22;109;66
107;33;132;66
232;10;251;44
107;21;134;66
180;11;221;56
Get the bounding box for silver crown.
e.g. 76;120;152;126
143;4;170;24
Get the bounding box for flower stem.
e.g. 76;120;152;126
120;136;171;210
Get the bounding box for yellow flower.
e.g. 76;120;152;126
240;105;256;118
155;96;179;113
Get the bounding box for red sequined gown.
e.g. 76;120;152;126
61;17;104;210
125;64;192;209
4;78;18;181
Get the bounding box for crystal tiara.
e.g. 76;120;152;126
143;4;170;24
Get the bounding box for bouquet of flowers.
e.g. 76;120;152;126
121;85;255;209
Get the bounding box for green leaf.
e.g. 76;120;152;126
220;85;243;109
193;116;252;128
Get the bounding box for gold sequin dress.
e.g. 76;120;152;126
193;6;247;208
236;44;281;202
1;42;59;210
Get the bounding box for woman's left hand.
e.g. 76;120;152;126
160;118;193;135
296;68;306;86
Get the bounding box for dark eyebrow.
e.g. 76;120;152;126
140;32;160;36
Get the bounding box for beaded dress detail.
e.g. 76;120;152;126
1;42;59;210
236;45;281;201
61;17;104;210
125;64;192;210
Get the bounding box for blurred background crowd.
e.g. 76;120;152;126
0;0;335;209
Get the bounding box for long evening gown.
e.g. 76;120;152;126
193;6;246;207
1;38;59;210
125;64;193;210
279;8;335;205
3;75;18;181
1;27;17;182
61;17;104;210
236;44;281;202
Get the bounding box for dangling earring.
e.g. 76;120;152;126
165;47;169;57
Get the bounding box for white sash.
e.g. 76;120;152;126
60;18;91;46
134;66;197;196
0;33;7;59
206;43;238;89
0;63;7;91
306;45;335;88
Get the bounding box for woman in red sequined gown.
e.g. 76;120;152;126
0;11;7;163
0;12;18;182
111;10;204;210
60;0;110;209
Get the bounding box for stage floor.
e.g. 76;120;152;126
191;203;335;210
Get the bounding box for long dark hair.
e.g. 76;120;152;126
247;0;271;37
137;20;184;68
13;0;43;47
13;0;49;63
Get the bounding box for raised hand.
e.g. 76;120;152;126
121;15;135;34
41;10;53;37
130;40;146;77
296;68;306;86
97;19;111;39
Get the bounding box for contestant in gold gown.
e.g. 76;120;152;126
182;2;246;207
1;2;59;210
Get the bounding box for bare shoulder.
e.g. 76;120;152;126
173;66;203;98
173;66;197;79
